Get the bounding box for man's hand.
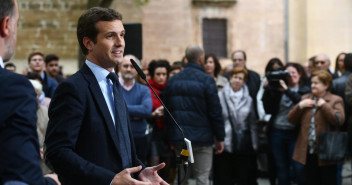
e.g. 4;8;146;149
40;147;44;160
45;173;61;185
215;141;224;154
138;163;169;185
279;80;288;91
152;106;164;117
112;166;150;185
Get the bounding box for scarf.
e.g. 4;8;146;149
148;79;167;128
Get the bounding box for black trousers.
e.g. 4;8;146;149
213;151;258;185
305;154;337;185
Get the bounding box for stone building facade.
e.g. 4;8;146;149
113;0;285;75
13;0;87;74
11;0;352;75
289;0;352;65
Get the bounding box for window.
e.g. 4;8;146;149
202;18;227;58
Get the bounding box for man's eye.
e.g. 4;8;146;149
107;34;114;38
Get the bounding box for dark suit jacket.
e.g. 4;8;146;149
43;72;58;98
0;67;56;185
44;64;144;185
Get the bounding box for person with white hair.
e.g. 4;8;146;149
314;54;338;79
29;79;51;175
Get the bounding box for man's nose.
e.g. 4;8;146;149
115;36;124;46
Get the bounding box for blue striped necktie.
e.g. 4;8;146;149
106;72;132;169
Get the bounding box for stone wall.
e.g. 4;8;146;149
12;0;350;75
112;0;285;75
289;0;352;66
13;0;87;75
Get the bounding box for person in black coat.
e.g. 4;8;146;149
44;7;167;185
0;0;59;184
164;45;225;185
224;50;261;117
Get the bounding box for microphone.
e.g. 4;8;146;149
130;58;146;80
130;58;193;163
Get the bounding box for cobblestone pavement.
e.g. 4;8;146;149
186;160;352;185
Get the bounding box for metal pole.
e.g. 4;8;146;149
284;0;289;63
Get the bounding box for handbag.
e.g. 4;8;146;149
318;112;348;162
257;120;269;153
222;92;253;154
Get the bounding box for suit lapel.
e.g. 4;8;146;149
80;64;122;155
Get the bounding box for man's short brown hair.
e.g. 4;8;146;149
28;52;44;63
77;7;123;55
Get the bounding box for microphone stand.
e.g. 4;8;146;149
130;59;193;185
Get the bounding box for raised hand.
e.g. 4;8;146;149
112;166;150;185
138;163;169;185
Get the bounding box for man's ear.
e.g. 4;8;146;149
0;16;11;37
198;54;205;65
83;37;94;52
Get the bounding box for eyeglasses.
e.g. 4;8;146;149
31;58;43;62
314;61;326;65
232;59;244;62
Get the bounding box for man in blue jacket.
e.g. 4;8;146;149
164;45;225;185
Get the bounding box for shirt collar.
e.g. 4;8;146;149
85;60;114;82
118;76;135;91
0;56;4;68
230;86;243;99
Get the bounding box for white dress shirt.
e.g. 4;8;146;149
0;56;4;68
85;60;116;125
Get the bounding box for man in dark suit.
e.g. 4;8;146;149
0;0;59;184
44;7;167;185
224;50;261;116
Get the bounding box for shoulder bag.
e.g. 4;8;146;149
318;112;348;161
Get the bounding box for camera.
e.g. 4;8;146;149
266;69;290;89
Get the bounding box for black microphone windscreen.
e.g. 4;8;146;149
130;58;146;80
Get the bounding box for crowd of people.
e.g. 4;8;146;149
1;1;352;185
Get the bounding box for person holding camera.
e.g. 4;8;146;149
262;63;310;185
256;58;284;185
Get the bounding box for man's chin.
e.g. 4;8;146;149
3;52;15;63
122;75;136;80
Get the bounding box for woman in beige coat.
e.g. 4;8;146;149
288;70;345;185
